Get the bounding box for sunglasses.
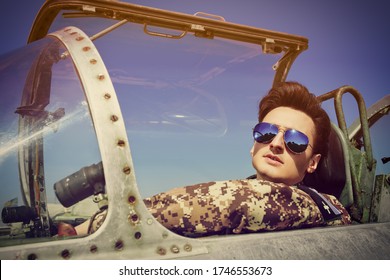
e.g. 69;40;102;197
253;122;312;154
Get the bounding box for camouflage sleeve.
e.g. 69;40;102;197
144;179;351;237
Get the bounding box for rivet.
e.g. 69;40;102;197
184;244;192;252
90;245;98;253
90;58;97;64
76;36;85;41
134;232;142;240
110;115;119;122
157;247;166;256
171;245;180;254
147;218;153;225
61;249;71;259
82;46;91;52
128;195;136;204
114;240;124;251
131;214;139;222
117;139;125;147
123;166;131;175
104;93;111;99
27;253;38;260
97;73;105;80
162;232;169;239
128;213;139;224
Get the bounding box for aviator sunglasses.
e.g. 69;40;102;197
253;122;312;154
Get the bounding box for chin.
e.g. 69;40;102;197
257;172;298;186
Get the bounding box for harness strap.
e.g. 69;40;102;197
298;185;342;222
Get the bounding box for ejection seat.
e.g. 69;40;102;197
303;123;353;208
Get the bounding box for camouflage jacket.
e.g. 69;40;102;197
144;179;351;237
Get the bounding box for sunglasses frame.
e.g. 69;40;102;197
253;122;313;154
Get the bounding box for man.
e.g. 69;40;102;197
68;81;351;237
251;81;330;186
141;81;351;237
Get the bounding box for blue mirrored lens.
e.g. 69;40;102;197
284;129;309;153
253;122;278;143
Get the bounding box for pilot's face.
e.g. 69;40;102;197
250;107;321;186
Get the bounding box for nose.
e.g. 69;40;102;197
269;131;285;153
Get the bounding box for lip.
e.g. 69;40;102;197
264;154;283;165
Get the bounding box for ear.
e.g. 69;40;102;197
307;154;321;173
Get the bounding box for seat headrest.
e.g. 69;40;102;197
303;125;346;199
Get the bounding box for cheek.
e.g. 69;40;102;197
251;144;264;166
292;154;311;171
251;142;265;157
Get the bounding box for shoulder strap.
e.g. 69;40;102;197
298;185;342;222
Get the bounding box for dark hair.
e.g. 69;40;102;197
258;81;330;157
